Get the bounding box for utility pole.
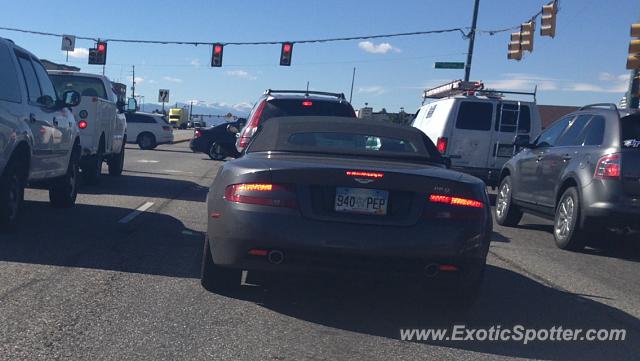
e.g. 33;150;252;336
349;67;356;103
464;0;481;82
131;65;136;99
628;70;639;109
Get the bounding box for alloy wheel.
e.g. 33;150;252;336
496;182;510;218
555;196;574;238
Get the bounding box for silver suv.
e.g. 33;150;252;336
0;38;81;231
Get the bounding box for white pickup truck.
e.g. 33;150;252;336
49;71;127;184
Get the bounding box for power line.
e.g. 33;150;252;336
0;25;469;46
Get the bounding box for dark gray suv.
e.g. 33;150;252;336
495;104;640;250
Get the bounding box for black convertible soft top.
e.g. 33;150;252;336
247;116;442;162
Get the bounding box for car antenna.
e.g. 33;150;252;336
305;81;309;97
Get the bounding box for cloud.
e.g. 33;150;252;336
147;79;157;84
564;73;629;93
190;58;201;67
225;70;257;80
64;47;89;59
358;86;385;96
128;76;144;84
486;73;558;91
357;41;399;54
163;76;183;83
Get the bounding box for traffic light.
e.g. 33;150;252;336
520;21;535;52
627;24;640;69
540;1;557;38
507;32;522;61
280;42;293;66
89;41;107;65
211;43;223;67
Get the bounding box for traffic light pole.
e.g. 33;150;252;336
628;70;639;109
464;0;480;82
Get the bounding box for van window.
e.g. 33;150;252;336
0;43;21;103
556;115;591;146
579;115;605;146
535;116;572;148
455;102;492;131
49;74;108;100
15;53;41;103
495;104;531;133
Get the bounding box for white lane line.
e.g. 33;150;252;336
118;202;154;224
137;160;159;163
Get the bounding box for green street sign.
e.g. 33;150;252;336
434;62;465;69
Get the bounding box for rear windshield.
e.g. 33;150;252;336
621;113;640;148
49;74;108;100
288;132;419;154
261;99;356;121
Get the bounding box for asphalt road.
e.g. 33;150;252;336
1;142;639;361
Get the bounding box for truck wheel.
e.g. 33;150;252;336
201;236;241;292
208;142;226;160
108;144;125;176
495;176;523;227
554;187;586;251
138;133;156;150
0;161;25;231
82;153;102;185
49;152;79;208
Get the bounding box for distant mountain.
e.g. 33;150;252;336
140;100;252;117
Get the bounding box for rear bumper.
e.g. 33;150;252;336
583;201;640;228
207;203;490;274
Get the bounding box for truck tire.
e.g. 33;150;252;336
138;133;156;150
82;152;102;185
108;143;125;176
0;160;25;232
49;151;79;208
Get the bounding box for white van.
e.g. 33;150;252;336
412;80;542;187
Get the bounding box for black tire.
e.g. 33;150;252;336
0;160;25;232
49;152;79;208
495;176;523;226
553;187;586;251
208;142;226;161
138;133;156;150
201;236;241;292
108;143;125;176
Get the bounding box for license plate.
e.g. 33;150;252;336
335;187;389;215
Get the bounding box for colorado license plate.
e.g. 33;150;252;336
335;187;389;215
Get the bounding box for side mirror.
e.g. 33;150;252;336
513;134;532;148
126;98;138;112
226;124;239;134
62;90;80;108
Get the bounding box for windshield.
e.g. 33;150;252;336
49;74;108;100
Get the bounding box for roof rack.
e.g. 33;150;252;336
578;103;619;111
265;89;346;100
422;79;537;102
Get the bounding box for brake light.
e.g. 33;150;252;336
302;100;313;107
346;170;384;179
594;153;621;179
194;129;202;138
225;183;297;208
428;194;484;208
436;137;448;154
78;120;88;129
238;100;267;149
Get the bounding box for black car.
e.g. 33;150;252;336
202;117;492;305
496;104;640;250
190;120;245;160
235;89;357;153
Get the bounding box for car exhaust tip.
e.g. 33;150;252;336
267;250;284;265
424;263;439;277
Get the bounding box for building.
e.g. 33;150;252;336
537;105;579;129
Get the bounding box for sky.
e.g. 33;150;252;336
2;0;639;114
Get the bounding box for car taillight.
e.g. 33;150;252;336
78;120;88;129
194;129;202;138
436;137;448;154
594;153;621;179
302;100;313;107
224;183;297;208
346;170;384;179
428;194;484;208
238;100;266;149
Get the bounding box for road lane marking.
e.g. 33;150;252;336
137;160;159;163
118;202;154;224
164;169;193;174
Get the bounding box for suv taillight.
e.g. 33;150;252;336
436;137;448;154
237;100;266;150
594;153;621;180
194;129;202;138
224;183;297;208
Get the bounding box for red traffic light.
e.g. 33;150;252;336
97;42;106;52
214;44;223;54
283;43;292;53
280;42;293;66
211;43;224;67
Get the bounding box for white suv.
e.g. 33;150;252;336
0;38;81;231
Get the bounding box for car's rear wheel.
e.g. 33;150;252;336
49;152;79;208
138;133;156;150
201;236;242;292
554;187;586;251
208;142;226;161
495;176;523;226
0;161;24;232
108;143;125;176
